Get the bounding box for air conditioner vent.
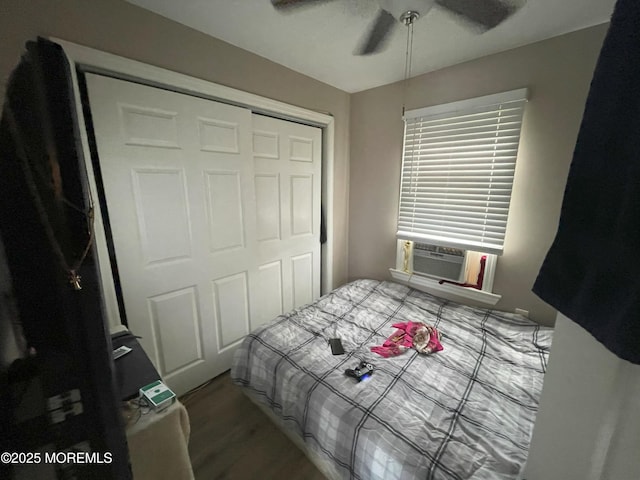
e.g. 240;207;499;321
414;243;465;259
412;243;465;281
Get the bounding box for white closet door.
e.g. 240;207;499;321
86;73;258;395
251;115;321;328
85;74;321;395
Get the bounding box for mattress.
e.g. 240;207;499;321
231;279;553;480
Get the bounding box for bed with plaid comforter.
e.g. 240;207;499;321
231;279;553;480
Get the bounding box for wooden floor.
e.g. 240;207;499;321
183;372;327;480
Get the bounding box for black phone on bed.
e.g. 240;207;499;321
329;338;345;355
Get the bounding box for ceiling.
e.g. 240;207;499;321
126;0;616;93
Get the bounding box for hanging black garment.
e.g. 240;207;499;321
533;0;640;364
0;38;131;478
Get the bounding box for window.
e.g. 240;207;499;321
397;89;528;255
393;89;527;303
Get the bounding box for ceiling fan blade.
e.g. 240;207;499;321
436;0;519;30
356;9;397;56
271;0;336;10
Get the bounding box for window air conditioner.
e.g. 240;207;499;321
412;243;466;282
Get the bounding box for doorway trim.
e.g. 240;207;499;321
52;38;335;329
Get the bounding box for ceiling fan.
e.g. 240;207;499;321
271;0;525;55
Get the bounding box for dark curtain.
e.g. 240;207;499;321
533;0;640;364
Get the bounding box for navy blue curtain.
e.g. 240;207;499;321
533;0;640;364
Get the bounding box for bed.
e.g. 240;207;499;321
230;279;553;480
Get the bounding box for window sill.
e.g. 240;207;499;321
389;268;501;306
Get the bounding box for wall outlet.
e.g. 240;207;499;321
515;308;529;318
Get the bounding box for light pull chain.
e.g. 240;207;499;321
400;11;419;116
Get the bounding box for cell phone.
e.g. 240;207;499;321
329;338;345;355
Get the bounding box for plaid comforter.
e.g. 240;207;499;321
231;280;553;480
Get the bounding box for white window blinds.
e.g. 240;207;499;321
397;89;527;255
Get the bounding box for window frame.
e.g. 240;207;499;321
392;89;528;304
397;88;528;255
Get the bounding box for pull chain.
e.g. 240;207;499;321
400;11;419;116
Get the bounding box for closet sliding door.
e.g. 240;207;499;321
251;114;321;327
85;74;321;395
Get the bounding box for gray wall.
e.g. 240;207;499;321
0;0;351;289
348;25;608;326
526;315;640;478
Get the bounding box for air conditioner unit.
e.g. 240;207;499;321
412;243;466;282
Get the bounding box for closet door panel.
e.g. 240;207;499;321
86;74;254;395
251;115;322;317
